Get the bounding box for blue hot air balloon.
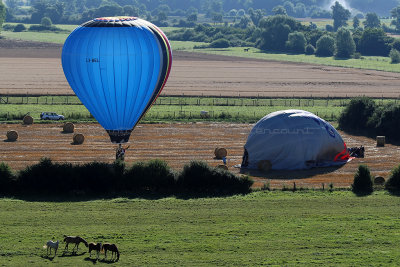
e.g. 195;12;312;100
62;17;172;143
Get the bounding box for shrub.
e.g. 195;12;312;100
123;159;176;192
285;31;306;53
315;35;335;57
352;165;373;195
335;27;355;58
210;38;230;48
374;104;400;140
18;158;75;194
358;28;392;56
338;97;376;132
0;162;15;194
13;23;26;32
2;24;14;31
305;44;315;55
177;161;253;195
385;164;400;193
41;17;52;27
389;48;400;63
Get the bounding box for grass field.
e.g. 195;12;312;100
1;96;399;123
1;191;400;266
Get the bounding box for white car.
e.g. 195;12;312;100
40;112;65;120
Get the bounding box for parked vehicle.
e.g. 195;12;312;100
40;112;65;120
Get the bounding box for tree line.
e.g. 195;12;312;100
1;0;399;25
169;2;400;61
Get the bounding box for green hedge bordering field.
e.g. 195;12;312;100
0;159;253;198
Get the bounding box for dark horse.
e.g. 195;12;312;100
88;242;102;259
63;235;88;253
102;243;120;261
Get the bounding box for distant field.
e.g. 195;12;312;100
2;23;400;73
1;191;400;266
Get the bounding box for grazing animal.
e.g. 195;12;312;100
63;235;88;253
43;240;59;256
102;243;120;261
244;48;250;52
88;242;102;259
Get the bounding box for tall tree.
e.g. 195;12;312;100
391;6;400;32
336;27;356;58
363;12;381;28
353;16;360;29
331;1;350;31
0;0;5;33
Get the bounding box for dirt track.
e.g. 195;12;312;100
1;39;400;97
2;123;399;188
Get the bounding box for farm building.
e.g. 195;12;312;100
242;110;350;170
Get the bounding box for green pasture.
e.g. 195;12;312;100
0;96;372;123
1;96;399;123
193;46;400;73
1;191;400;266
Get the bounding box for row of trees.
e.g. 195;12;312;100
2;0;400;25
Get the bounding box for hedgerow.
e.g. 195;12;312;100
1;159;252;198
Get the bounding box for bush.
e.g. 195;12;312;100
210;38;230;48
0;162;15;194
315;35;335;57
18;158;75;194
352;165;373;195
338;97;376;132
41;17;52;27
358;28;393;56
285;31;306;53
374;104;400;140
385;164;400;193
389;48;400;63
335;27;355;58
13;23;26;32
177;161;253;195
2;24;14;31
305;44;315;55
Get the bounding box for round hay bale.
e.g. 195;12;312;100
73;133;84;145
376;136;385;147
257;160;272;172
22;115;33;125
6;130;18;141
214;147;227;159
63;122;75;133
374;176;385;185
217;164;228;170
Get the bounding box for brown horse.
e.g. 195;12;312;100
88;242;102;259
63;235;88;253
102;243;120;261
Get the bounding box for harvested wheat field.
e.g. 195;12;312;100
1;122;399;189
2;39;400;97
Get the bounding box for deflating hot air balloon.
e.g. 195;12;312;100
62;17;172;143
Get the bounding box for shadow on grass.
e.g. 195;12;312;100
84;256;99;264
59;251;86;257
240;164;343;180
40;254;56;261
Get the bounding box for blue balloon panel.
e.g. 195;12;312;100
62;17;172;143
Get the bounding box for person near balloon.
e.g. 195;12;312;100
116;144;130;161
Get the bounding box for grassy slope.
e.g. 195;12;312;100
0;191;400;266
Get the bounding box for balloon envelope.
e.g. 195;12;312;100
62;17;172;143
